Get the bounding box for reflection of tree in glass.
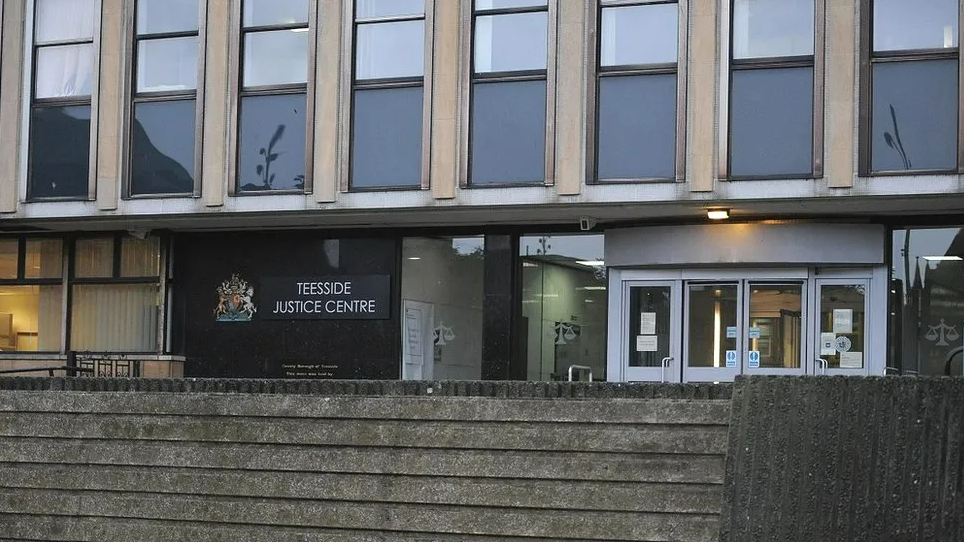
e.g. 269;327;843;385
243;124;289;191
883;104;912;170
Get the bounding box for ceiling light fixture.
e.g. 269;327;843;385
707;208;730;220
923;255;963;261
576;260;605;267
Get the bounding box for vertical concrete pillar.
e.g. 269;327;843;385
0;0;26;213
312;0;342;203
825;0;856;188
201;0;231;207
430;0;460;199
95;0;126;210
687;0;717;192
553;1;586;196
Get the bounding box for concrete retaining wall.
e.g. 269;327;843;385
720;376;964;542
0;378;731;541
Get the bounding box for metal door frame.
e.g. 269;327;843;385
608;269;682;382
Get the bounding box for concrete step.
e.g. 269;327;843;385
0;437;726;484
0;488;721;542
0;412;729;454
0;463;723;514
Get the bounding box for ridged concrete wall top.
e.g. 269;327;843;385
0;376;733;399
720;376;964;542
0;382;732;541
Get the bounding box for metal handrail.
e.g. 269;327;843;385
815;358;828;375
567;365;593;382
944;346;963;376
0;366;94;376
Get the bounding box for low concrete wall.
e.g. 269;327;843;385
0;378;731;541
720;376;964;542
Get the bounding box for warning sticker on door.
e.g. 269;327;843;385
747;350;761;368
725;350;738;368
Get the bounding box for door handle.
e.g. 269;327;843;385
815;358;828;375
660;356;673;383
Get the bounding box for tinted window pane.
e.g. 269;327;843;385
598;74;676;179
137;37;198;92
874;0;958;51
36;0;96;42
357;0;424;18
601;4;677;66
75;238;114;278
475;12;547;72
471;80;546;184
35;44;95;98
238;94;307;192
872;59;958;172
131;100;196;195
352;87;423;189
121;237;161;277
71;284;158;352
25;239;63;279
0;285;63;352
28;105;90;199
733;0;813;58
137;0;199;34
476;0;546;8
243;30;309;86
730;67;813;177
243;0;308;26
0;239;17;279
356;20;424;79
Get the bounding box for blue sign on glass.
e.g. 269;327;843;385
748;350;761;368
725;350;738;368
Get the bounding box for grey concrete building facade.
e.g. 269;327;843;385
0;0;961;382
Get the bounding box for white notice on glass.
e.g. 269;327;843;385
833;309;853;334
636;335;658;352
839;351;863;369
640;313;657;335
820;332;836;356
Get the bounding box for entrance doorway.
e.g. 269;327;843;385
608;268;886;382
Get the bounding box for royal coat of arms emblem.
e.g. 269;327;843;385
214;274;257;322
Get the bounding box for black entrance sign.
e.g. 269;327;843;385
260;276;391;320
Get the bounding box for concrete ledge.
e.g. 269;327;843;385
0;377;733;399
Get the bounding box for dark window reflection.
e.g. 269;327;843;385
238;93;306;192
597;74;676;179
28;105;91;199
730;66;813;177
352;86;423;189
872;59;958;172
470;80;546;185
131;100;195;195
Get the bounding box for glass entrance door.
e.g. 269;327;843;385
611;268;880;382
620;280;681;382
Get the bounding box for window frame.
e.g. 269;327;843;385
67;233;167;354
25;0;102;202
719;0;826;181
0;235;67;354
587;0;688;184
341;0;434;192
123;0;206;199
229;0;317;196
858;0;964;176
459;0;558;188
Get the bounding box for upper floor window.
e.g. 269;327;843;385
237;0;309;193
596;0;680;181
728;0;816;179
868;0;959;173
28;0;97;200
469;0;549;186
350;0;426;190
129;0;201;196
